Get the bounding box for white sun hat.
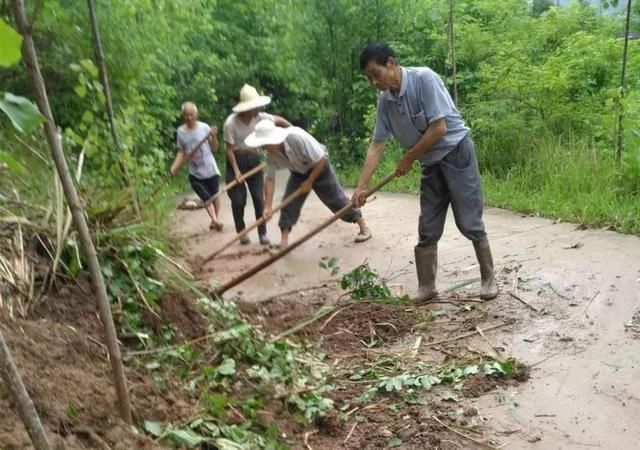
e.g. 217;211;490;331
245;119;289;147
232;84;272;113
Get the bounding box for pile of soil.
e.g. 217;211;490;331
1;285;204;449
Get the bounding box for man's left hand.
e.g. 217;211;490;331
395;154;415;177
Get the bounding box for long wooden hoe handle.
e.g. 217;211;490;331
203;162;266;206
203;186;306;262
214;172;396;296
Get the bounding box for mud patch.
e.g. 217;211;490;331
0;286;198;449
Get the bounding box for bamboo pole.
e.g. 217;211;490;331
203;187;305;261
12;0;132;424
86;0;141;220
203;162;266;206
214;173;396;296
0;327;51;450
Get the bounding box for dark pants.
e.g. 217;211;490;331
189;174;220;202
279;163;362;231
418;135;487;247
226;151;266;236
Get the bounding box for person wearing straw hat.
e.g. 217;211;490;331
171;101;223;231
352;43;498;302
245;120;372;248
223;84;292;245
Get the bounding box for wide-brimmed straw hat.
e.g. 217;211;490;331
245;120;289;147
232;84;271;113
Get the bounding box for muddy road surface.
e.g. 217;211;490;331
174;170;640;449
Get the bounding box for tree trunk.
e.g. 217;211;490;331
86;0;141;219
0;326;51;450
11;0;132;424
615;0;633;160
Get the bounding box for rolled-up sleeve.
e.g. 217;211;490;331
419;71;455;122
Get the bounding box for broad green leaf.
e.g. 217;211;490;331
80;59;99;77
74;84;87;98
81;110;94;124
0;93;44;134
0;151;26;174
387;437;402;448
0;19;22;68
164;429;204;447
144;361;161;370
214;438;245;450
216;357;236;376
143;420;164;437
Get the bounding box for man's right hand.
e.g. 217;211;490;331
234;171;243;184
351;187;367;208
263;206;273;222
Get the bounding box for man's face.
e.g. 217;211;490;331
262;143;278;153
364;59;397;91
240;108;260;121
183;107;197;126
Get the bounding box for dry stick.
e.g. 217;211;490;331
476;325;502;358
432;416;498;450
508;292;540;314
203;162;266;206
204;186;306;261
87;0;141;220
0;327;51;449
12;0;132;424
584;291;601;319
343;422;358;446
422;322;513;348
256;281;337;304
215;173;396;296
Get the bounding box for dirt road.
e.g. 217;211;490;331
174;170;640;449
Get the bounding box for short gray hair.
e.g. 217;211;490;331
181;101;198;114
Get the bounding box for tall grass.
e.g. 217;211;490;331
338;134;640;235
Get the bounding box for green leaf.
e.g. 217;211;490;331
145;361;161;370
214;438;245;450
387;437;402;447
0;19;22;68
81;110;94;124
74;84;87;98
143;420;164;437
216;357;236;376
0;93;44;134
80;59;99;77
164;429;204;447
0;151;26;174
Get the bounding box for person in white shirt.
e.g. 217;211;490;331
246;120;372;248
170;102;223;231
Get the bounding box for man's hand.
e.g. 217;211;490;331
351;187;367;208
301;179;314;194
234;170;243;184
263;206;273;222
395;154;415;177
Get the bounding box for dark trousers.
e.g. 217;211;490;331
226;151;266;236
279;163;362;231
418;135;487;247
